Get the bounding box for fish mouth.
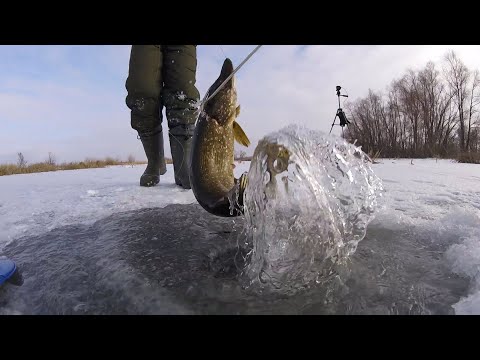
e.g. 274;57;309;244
220;58;234;78
203;58;237;122
209;58;234;95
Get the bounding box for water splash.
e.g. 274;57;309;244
240;124;384;294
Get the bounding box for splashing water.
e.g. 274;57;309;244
240;124;384;294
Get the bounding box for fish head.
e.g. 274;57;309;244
204;58;238;126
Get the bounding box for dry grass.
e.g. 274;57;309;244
366;149;382;164
0;156;154;176
368;149;382;162
456;151;480;164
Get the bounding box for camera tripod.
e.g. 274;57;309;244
329;85;350;135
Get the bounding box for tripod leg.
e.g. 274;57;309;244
329;114;338;135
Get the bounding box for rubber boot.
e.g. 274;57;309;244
169;133;192;189
139;130;167;187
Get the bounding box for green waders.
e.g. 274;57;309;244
125;45;200;188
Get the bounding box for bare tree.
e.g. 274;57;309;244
234;150;247;160
45;152;56;166
17;152;27;168
399;70;423;156
466;69;480;150
443;50;470;151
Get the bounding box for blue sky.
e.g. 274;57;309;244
1;45;480;164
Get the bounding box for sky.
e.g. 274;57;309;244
2;45;480;164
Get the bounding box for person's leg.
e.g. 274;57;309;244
125;45;167;187
161;45;200;189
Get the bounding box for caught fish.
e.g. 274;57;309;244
190;58;251;217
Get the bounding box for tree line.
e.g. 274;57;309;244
343;50;480;160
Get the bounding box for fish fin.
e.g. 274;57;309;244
233;121;250;147
236;105;241;117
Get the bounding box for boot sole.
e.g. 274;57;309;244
140;175;160;187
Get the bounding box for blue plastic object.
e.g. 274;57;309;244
0;259;17;285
